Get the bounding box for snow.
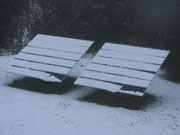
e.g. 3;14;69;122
97;49;164;64
0;55;180;135
79;70;150;88
22;46;82;60
85;63;154;80
103;43;170;58
34;34;93;48
92;56;160;72
29;40;88;54
10;59;71;74
15;53;76;68
74;77;122;92
4;65;62;83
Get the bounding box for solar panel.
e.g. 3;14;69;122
3;34;93;82
74;42;170;96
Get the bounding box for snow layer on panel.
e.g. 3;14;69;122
86;63;154;81
134;91;144;96
10;59;71;75
92;56;160;72
34;34;93;48
16;53;76;68
97;50;164;65
74;77;122;92
80;70;150;88
4;65;61;82
103;43;170;58
29;40;88;54
21;46;82;61
119;90;136;95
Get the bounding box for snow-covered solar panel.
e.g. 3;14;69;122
74;42;170;96
3;34;93;82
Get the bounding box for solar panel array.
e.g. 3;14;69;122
74;42;170;96
4;34;93;82
3;34;170;96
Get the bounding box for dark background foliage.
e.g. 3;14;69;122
0;0;180;82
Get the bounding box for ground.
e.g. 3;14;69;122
0;55;180;135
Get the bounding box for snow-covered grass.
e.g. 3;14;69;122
0;55;180;135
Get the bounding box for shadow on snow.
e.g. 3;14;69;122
8;77;157;110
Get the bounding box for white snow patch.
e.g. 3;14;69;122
0;56;24;85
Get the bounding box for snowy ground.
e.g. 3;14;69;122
0;55;180;135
